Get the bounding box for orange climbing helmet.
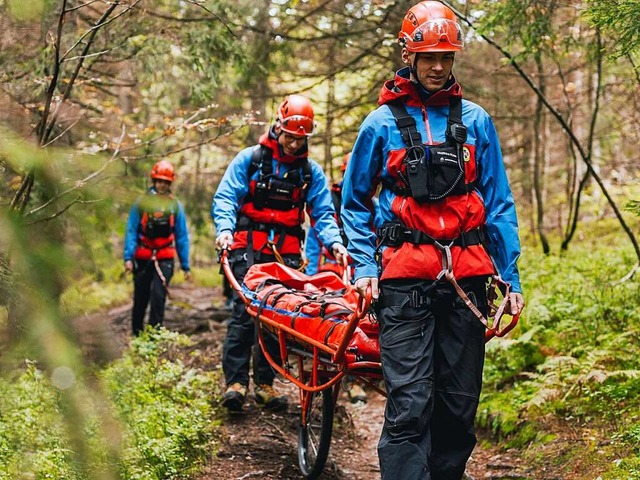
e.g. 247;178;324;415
277;94;315;136
398;1;464;53
340;152;350;173
150;160;175;182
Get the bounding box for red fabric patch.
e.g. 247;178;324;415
242;262;379;362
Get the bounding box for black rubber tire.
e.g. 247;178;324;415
297;386;334;479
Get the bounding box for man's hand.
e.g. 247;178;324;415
354;276;379;300
508;292;525;316
331;242;348;266
184;270;192;282
216;231;234;250
124;260;134;274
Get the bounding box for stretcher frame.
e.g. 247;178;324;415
220;248;519;479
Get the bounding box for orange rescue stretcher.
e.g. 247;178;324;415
220;249;519;480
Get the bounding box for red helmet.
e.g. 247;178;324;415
150;160;175;182
277;94;315;136
340;152;350;173
398;1;464;53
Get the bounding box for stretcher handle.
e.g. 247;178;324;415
219;248;249;305
355;286;372;319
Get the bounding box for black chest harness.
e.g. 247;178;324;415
138;196;177;249
235;145;312;267
247;145;312;214
385;96;473;203
378;97;485;250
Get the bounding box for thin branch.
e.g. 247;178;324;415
627;53;640;85
44;1;139;144
60;0;142;62
449;4;640;263
123;126;242;161
42;118;81;148
36;0;67;145
26;198;103;225
64;0;102;13
27;125;126;217
63;48;113;63
610;262;639;285
182;0;237;37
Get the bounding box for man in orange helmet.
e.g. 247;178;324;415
124;160;191;336
212;94;347;412
341;1;525;478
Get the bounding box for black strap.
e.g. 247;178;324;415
378;290;431;309
387;101;422;147
446;97;467;144
388;97;466;148
248;145;312;224
249;145;273;179
377;221;486;248
386;182;474;197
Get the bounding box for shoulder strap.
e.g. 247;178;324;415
446;97;467;144
300;158;312;184
389;98;467;147
387;100;422;147
249;145;273;179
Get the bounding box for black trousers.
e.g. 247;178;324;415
132;259;174;336
376;277;488;480
223;253;301;388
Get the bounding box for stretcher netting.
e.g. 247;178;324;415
242;262;380;363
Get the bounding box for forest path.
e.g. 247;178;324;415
79;281;539;480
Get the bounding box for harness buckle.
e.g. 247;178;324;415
433;241;454;281
377;222;405;247
409;289;429;308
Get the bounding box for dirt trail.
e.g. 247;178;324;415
79;282;538;480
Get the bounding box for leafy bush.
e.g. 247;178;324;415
0;329;218;479
479;234;640;475
102;328;218;479
0;361;114;479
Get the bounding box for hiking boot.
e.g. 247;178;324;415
254;384;289;411
221;383;246;412
347;383;368;404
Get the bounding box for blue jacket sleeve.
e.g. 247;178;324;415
305;161;343;251
174;201;190;271
304;228;322;276
123;202;140;262
372;196;383;230
341;116;382;281
211;148;253;234
476;116;522;293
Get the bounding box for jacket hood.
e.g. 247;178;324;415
259;127;309;164
378;67;462;107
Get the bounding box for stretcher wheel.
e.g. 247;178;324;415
297;387;334;479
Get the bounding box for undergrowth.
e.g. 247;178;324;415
479;221;640;478
0;329;219;479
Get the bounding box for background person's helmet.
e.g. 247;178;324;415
150;160;175;182
277;94;315;136
340;152;350;173
398;1;464;53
